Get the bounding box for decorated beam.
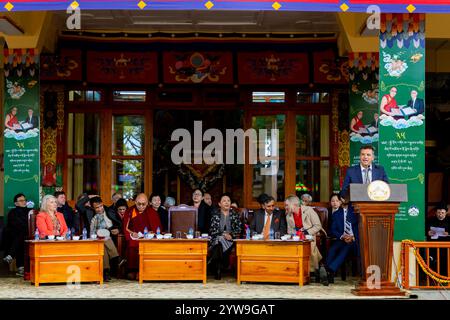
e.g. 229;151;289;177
1;0;450;13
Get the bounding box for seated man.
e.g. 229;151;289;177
89;196;123;281
250;195;286;238
2;193;29;277
75;192;98;235
123;193;162;280
301;193;313;207
426;203;449;241
54;191;79;234
426;203;449;276
324;196;359;285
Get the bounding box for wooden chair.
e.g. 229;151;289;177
24;209;39;280
168;204;198;237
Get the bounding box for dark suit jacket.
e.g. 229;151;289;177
25;115;38;129
250;209;287;236
406;98;425;115
330;206;359;241
340;163;388;198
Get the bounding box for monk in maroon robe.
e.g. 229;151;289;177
122;193;162;279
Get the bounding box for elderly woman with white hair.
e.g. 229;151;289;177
36;194;68;239
284;194;325;283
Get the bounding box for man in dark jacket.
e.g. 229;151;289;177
3;193;29;276
250;195;287;237
54;191;79;234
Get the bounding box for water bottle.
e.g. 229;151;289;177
246;227;251;240
144;227;148;239
82;227;87;240
156;227;161;235
66;228;71;240
34;228;39;241
269;228;274;240
188;227;194;236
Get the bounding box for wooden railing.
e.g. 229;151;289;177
401;241;450;289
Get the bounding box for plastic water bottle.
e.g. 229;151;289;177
188;227;194;236
144;227;148;239
269;228;274;240
246;227;251;240
82;227;87;240
156;227;161;235
34;228;39;241
66;228;71;240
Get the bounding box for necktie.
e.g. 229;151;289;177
263;214;271;240
364;168;371;184
344;210;353;235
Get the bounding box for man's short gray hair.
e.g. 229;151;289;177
164;196;176;207
285;195;301;207
301;193;313;202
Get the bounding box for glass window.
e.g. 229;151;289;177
112;159;144;200
296;160;330;202
296;92;329;104
251;114;285;201
113;115;145;156
113;90;146;102
68;90;102;102
252;92;285;103
296;115;330;157
66;113;101;156
252;160;285;202
66;158;100;200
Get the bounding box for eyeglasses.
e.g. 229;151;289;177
136;202;147;207
17;199;27;202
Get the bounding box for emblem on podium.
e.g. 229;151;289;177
367;180;391;201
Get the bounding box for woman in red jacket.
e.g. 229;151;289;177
36;195;68;239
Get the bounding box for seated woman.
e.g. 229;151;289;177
36;195;68;239
149;193;168;232
112;198;128;222
208;194;243;280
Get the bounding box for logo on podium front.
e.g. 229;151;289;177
367;180;391;201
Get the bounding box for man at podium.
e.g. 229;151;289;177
340;145;389;199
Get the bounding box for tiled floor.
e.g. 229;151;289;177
0;274;413;299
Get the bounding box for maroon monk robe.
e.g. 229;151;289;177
123;206;162;269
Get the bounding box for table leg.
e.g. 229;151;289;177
298;258;304;286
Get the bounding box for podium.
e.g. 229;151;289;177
349;183;407;296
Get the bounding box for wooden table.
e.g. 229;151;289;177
236;239;311;286
27;240;104;287
138;239;209;284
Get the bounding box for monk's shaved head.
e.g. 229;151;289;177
135;193;148;213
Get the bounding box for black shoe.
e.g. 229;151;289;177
103;269;111;282
215;267;221;280
327;271;335;284
314;269;321;283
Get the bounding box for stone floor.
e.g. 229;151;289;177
0;273;415;299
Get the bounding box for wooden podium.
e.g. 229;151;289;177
349;183;407;296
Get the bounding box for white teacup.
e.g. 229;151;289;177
201;233;209;238
72;236;80;241
163;233;172;239
186;234;194;239
47;235;55;240
90;234;98;239
147;233;155;239
156;234;164;239
292;236;300;241
56;236;64;241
